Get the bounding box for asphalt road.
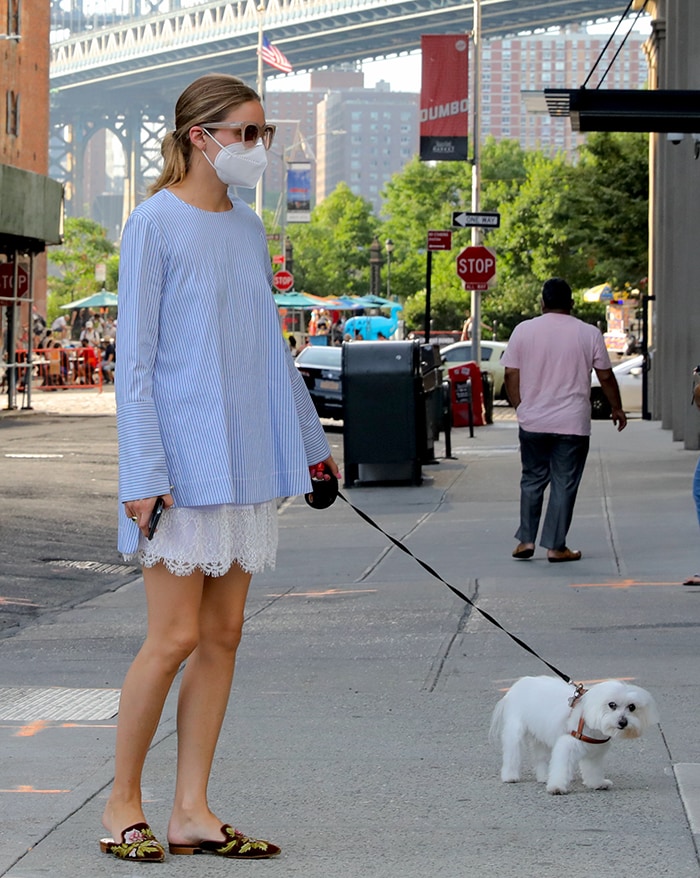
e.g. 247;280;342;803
0;414;131;637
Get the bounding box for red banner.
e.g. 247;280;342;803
420;34;469;162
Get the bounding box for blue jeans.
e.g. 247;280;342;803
516;428;590;551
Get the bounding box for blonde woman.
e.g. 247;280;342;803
100;73;339;862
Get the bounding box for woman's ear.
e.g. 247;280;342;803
188;125;208;151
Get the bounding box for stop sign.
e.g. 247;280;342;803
456;245;496;290
0;263;29;306
272;270;294;292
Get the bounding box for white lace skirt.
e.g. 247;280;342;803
124;501;278;577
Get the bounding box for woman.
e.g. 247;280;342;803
101;73;339;862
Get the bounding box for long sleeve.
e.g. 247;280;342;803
115;211;172;503
285;348;331;465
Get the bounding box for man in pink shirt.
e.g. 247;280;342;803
502;278;627;562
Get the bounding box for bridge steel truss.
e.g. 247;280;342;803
49;0;627;220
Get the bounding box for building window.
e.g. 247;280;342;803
6;90;20;136
7;0;21;35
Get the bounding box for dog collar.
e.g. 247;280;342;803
570;715;611;745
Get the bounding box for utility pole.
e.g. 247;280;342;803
470;0;482;366
255;1;265;217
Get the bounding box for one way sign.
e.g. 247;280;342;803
452;211;501;229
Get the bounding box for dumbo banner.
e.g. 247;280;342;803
420;34;469;162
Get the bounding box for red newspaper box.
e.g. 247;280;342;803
448;362;486;427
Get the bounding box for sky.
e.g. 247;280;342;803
264;17;652;95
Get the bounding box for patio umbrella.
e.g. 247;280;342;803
582;283;614;303
61;290;119;310
354;294;396;308
273;291;319;308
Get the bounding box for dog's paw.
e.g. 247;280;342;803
546;784;570;795
501;774;521;783
594;779;613;790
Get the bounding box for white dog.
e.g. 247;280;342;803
490;675;658;795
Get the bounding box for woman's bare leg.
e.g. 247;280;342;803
102;563;204;841
167;562;252;845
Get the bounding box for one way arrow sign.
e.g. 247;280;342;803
452;211;501;229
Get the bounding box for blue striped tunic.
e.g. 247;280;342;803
115;189;330;554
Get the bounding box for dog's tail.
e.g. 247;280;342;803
489;697;506;746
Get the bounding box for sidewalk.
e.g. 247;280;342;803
1;413;699;876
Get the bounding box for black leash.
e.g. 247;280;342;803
336;490;576;688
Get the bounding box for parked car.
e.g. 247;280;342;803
590;354;644;419
294;344;343;419
439;340;508;398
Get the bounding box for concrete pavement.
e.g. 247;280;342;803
1;406;699;876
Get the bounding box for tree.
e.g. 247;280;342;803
286;183;379;296
47;218;116;321
573;131;649;287
380;156;471;302
381;143;532;331
480;133;648;334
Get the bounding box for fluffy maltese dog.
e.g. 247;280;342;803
490;675;658;795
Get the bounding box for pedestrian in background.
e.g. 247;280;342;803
683;372;700;585
503;277;626;563
103;72;339;863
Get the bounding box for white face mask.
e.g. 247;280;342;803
202;130;268;189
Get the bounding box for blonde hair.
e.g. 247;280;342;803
149;74;260;195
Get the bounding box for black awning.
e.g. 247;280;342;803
544;89;700;133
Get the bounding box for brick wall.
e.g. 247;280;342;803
1;0;49;173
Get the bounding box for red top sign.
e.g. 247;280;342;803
427;230;453;251
455;245;497;290
272;270;294;292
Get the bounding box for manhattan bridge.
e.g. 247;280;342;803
49;0;631;225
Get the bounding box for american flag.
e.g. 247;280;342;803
259;34;293;74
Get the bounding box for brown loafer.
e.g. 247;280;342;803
100;822;166;862
547;547;582;563
512;543;535;560
169;824;281;859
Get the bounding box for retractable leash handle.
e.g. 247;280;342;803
305;471;340;510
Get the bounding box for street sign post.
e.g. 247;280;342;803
452;211;501;229
272;270;294;292
455;245;497;290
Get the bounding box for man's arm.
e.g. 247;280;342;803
504;366;521;409
594;367;627;431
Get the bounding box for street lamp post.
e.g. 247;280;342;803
385;238;394;299
369;236;382;296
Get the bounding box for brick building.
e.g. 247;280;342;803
1;0;63;408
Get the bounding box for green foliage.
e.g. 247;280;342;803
286;183;379;296
269;132;648;335
403;284;470;335
573;132;649;286
47;218;116;322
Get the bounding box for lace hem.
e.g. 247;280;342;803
123;501;278;577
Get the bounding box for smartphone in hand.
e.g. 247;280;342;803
147;497;165;541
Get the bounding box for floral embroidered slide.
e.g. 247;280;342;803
99;822;166;862
168;823;281;859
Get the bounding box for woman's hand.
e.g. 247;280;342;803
124;493;174;538
309;455;341;481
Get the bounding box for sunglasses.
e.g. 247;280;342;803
201;121;276;150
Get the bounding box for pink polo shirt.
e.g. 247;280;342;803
501;313;612;436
